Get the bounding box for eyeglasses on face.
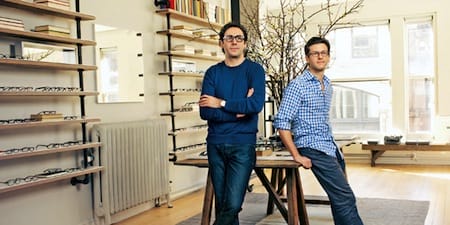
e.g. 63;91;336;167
308;51;329;58
222;35;245;43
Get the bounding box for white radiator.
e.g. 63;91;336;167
91;119;169;225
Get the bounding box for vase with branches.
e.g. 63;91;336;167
241;0;364;107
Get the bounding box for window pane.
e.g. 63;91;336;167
407;22;434;76
406;19;434;133
327;24;391;79
330;81;391;133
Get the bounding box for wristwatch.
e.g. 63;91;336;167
220;100;226;107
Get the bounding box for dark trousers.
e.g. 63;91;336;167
299;147;364;225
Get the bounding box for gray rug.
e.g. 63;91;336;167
178;193;429;225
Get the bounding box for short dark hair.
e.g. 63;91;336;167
304;36;330;56
219;22;248;42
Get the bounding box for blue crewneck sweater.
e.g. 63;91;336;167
200;59;265;144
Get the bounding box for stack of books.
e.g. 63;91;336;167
33;25;70;37
194;49;211;56
172;25;193;35
30;112;63;121
0;16;24;31
172;44;195;54
34;0;70;10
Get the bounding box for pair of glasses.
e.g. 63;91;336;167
1;175;40;186
63;115;78;120
38;110;56;115
308;51;329;58
36;167;80;178
222;35;245;43
35;140;83;150
0;86;34;92
0;146;35;155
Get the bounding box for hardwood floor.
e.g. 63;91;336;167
116;163;450;225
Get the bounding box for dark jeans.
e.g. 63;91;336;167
299;147;364;225
207;143;256;225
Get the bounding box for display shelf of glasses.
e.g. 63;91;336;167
0;0;95;20
0;166;103;195
0;27;96;46
0;90;98;96
158;71;204;78
0;58;97;71
169;142;207;161
169;124;208;136
157;51;223;61
159;89;201;96
0;142;101;161
0;117;101;130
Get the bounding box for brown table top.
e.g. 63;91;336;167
174;157;301;168
362;143;450;151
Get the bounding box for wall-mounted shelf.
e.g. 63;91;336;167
0;0;95;20
0;166;104;195
0;58;97;71
156;8;221;30
0;118;101;130
159;91;200;96
0;27;96;45
158;71;204;78
157;51;223;61
156;30;218;45
0;91;99;96
0;142;101;161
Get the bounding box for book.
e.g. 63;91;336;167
34;25;70;33
194;49;211;56
0;23;24;31
0;16;23;25
30;113;64;121
172;25;193;30
35;30;71;38
36;1;70;10
172;44;195;54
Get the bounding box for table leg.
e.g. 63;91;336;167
201;170;214;225
371;150;386;167
254;168;289;222
286;169;299;225
295;169;309;225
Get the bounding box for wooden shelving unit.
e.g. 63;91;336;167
0;0;101;196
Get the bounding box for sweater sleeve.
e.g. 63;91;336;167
222;62;265;115
199;67;240;122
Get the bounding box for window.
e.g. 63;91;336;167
326;23;392;134
405;18;435;133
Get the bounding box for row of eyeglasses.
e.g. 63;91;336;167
174;142;207;152
0;167;81;187
0;116;78;125
0;86;81;92
0;140;84;155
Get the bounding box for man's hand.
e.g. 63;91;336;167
199;95;221;108
293;155;312;169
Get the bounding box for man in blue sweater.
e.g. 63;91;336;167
199;22;265;225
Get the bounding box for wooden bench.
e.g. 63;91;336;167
361;143;450;166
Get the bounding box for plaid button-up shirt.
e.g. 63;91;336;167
273;69;338;157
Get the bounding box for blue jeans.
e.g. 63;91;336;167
207;143;256;225
299;147;364;225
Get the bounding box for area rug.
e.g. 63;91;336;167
177;193;429;225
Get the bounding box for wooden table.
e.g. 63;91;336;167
362;143;450;167
175;157;310;225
